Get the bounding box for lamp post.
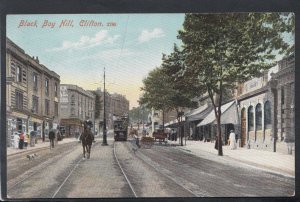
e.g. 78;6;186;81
102;67;108;146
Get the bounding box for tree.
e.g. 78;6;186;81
161;44;198;145
128;106;150;125
177;13;293;155
139;67;173;131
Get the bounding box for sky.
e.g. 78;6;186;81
7;14;185;109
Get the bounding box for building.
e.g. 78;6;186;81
6;38;60;146
235;54;295;154
94;88;129;131
163;55;295;155
111;93;130;117
60;84;95;137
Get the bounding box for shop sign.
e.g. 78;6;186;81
60;86;68;103
243;77;263;94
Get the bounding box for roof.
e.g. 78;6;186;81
197;101;239;127
186;104;212;122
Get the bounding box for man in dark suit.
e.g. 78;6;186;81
49;129;56;148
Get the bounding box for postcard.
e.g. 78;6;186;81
4;12;295;199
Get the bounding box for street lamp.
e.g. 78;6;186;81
102;67;108;146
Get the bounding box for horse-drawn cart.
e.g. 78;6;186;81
140;136;154;149
152;130;168;144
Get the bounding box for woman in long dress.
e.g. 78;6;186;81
229;130;236;150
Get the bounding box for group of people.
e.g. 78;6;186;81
13;128;61;149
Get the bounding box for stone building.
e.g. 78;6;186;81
94;88;129;131
236;54;295;154
6;38;60;146
59;84;95;137
271;54;295;154
111;93;130;117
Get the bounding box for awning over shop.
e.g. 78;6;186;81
197;101;239;127
186;104;212;122
164;115;186;127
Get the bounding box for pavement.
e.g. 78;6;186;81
166;138;295;178
7;137;80;156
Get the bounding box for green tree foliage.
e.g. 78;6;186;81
139;67;173;112
140;48;197;145
177;13;293;155
128;106;150;123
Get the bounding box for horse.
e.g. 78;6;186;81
80;121;94;159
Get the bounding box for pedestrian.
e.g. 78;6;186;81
14;132;20;149
30;130;37;147
48;129;56;149
19;132;25;149
229;130;237;150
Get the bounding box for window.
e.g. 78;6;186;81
71;95;75;105
248;106;254;131
71;107;75;116
255;104;262;130
45;79;49;95
32;95;39;113
45;99;50;115
264;101;272;129
281;87;285;105
15;91;23;110
33;73;38;90
16;66;22;82
54;102;58;116
54;83;58;97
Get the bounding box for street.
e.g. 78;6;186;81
7;135;294;198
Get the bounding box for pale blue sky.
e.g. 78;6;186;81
7;14;294;109
7;14;185;108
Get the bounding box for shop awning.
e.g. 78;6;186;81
197;101;239;127
186;104;212;122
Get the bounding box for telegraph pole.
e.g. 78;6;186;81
102;67;108;146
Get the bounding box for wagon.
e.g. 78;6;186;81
140;136;154;149
152;130;168;145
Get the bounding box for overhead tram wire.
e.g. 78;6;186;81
115;14;129;74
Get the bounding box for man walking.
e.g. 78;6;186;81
49;129;56;149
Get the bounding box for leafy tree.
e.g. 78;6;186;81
128;106;150;125
177;13;293;155
140;44;197;145
139;67;173;131
161;44;198;145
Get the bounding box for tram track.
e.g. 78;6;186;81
7;141;98;197
129;140;294;197
125;140;202;197
114;140;199;197
51;142;98;198
113;142;137;197
7;144;78;191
